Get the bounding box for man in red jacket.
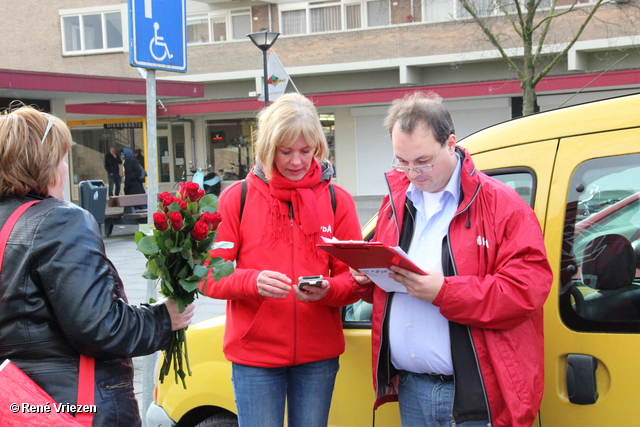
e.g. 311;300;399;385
351;92;552;427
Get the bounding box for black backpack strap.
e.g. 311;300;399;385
239;179;247;221
329;183;336;214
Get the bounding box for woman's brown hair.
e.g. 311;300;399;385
0;104;72;198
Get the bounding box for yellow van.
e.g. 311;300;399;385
147;93;640;426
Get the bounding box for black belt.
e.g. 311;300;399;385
423;373;454;382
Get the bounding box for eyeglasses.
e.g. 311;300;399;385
392;144;444;174
41;113;54;145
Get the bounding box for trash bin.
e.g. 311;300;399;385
78;180;107;227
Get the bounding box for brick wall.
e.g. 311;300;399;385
2;0;638;81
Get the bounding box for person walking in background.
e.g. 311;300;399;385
350;92;553;427
134;147;145;169
201;93;362;427
104;146;122;197
0;105;194;426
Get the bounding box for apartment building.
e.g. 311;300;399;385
2;0;639;198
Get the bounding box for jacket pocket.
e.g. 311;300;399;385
97;372;135;399
96;372;141;427
238;301;291;356
492;330;531;405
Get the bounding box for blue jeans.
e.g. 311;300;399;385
398;371;490;427
231;358;339;427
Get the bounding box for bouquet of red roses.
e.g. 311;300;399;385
135;182;233;388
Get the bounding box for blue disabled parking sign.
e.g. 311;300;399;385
128;0;187;73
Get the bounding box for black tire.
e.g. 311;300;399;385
194;413;238;427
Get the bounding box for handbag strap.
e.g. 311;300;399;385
0;200;39;266
76;355;95;426
0;200;95;426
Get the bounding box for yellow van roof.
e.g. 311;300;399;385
461;93;640;154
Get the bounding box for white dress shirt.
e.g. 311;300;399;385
389;156;461;375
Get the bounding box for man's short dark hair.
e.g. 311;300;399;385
384;91;455;145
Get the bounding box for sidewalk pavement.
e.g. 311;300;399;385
102;195;382;421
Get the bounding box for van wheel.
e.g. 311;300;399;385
194;413;238;427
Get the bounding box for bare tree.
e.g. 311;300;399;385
458;0;607;115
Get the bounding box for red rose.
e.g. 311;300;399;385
179;182;202;202
210;212;222;230
158;192;172;204
200;212;222;231
169;211;184;231
178;199;188;211
153;212;169;232
200;211;222;230
162;195;176;212
190;220;210;241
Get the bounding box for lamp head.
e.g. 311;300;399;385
247;30;280;51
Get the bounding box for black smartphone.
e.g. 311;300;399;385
297;275;324;292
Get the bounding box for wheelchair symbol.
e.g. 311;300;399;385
149;22;173;61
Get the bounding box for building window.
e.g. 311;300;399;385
345;3;362;28
61;8;123;54
212;16;227;42
231;9;252;40
310;3;342;33
424;0;452;22
187;16;210;44
187;9;249;44
206;120;256;183
367;0;390;27
282;9;308;35
281;0;391;35
456;0;552;20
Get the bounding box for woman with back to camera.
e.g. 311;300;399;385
121;147;146;196
121;146;147;210
0;105;194;426
201;93;362;427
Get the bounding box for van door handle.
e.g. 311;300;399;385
566;353;598;404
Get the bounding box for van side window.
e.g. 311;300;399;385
485;168;536;207
560;154;640;333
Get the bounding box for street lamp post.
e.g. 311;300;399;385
247;30;280;107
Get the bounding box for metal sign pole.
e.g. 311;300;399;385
143;68;158;425
128;2;187;422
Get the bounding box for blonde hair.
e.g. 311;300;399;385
0;104;72;198
254;93;329;179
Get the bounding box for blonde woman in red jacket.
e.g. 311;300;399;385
202;93;362;427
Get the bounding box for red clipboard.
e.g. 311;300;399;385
317;241;426;275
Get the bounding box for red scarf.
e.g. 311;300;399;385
265;159;328;254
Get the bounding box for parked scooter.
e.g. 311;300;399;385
202;172;221;196
173;163;221;196
192;165;221;196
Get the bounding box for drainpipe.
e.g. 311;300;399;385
186;118;196;167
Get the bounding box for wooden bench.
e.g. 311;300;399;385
104;194;149;236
